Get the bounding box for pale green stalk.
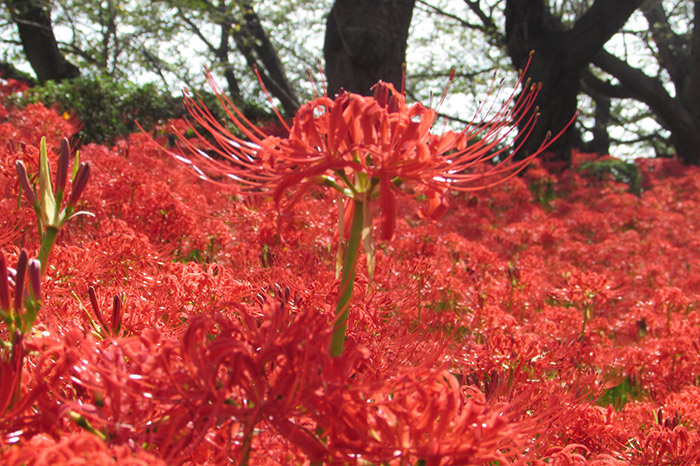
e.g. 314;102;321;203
329;199;364;357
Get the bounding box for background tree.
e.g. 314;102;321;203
0;0;696;165
591;0;700;164
7;0;304;115
412;0;697;164
4;0;80;83
323;0;416;95
504;0;644;161
165;0;299;114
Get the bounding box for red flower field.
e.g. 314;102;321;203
1;75;699;465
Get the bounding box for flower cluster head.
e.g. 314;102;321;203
170;58;562;241
15;136;93;275
16;137;92;232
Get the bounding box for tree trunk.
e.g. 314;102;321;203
323;0;415;96
6;0;80;83
504;0;643;162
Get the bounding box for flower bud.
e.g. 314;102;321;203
88;285;109;332
38;138;58;228
373;82;389;108
13;250;27;312
27;259;41;301
15;161;38;207
11;330;24;367
67;163;91;209
112;294;123;334
56;138;70;197
0;252;10;311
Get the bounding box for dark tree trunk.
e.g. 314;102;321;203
6;0;80;83
323;0;415;96
504;0;642;162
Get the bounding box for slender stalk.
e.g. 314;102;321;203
580;304;591;340
329;200;364;357
38;227;59;275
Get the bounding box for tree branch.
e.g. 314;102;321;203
463;0;501;39
566;0;644;66
581;68;636;99
592;48;688;131
641;0;687;87
233;0;299;114
417;0;499;42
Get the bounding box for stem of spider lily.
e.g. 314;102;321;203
38;226;59;275
329;198;364;357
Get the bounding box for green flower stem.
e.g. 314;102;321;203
329;199;364;357
38;226;59;275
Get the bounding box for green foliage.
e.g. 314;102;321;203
596;375;645;411
528;176;557;207
579;158;642;195
14;75;187;144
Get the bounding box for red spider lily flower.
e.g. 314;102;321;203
169;58;573;357
169;54;568;242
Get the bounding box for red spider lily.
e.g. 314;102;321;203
169;59;573;357
170;54;568;242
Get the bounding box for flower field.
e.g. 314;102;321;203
1;75;700;465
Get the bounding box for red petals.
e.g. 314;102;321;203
171;66;557;240
418;187;450;220
379;175;397;241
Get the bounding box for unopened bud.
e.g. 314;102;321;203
16;161;38;207
373;82;389;108
11;330;24;367
67;163;91;209
56;138;70;196
27;259;41;300
88;285;109;332
112;294;123;334
388;95;400;113
0;252;10;311
13;251;28;312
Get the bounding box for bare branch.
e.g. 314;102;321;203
641;0;688;87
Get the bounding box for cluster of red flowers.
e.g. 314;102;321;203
1;76;700;465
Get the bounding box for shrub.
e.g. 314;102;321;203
579;157;643;195
10;75;254;145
